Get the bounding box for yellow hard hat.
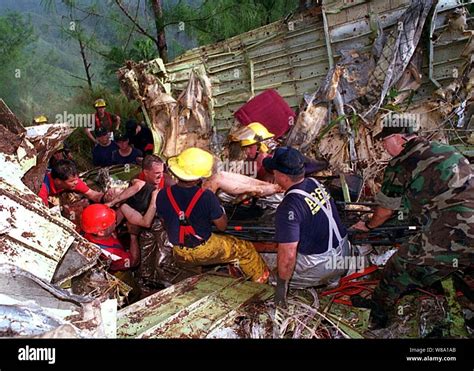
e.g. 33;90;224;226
94;98;106;108
167;147;214;181
33;115;48;124
239;122;274;147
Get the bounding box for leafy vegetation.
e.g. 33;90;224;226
0;0;298;169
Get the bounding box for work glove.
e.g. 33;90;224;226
274;276;289;308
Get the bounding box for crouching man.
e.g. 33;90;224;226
156;147;269;283
263;147;350;306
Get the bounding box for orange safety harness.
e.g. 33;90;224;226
166;186;205;246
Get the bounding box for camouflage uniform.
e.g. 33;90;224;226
372;137;474;309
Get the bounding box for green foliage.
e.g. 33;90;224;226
387;87;399;101
317;115;345;142
74;86;141;126
186;0;299;45
350;112;359;137
104;38;159;79
0;0;299;169
64;86;140;170
0;12;35;63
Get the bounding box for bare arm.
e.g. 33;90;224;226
84;128;97;144
202;171;282;196
277;242;298;280
106;180;145;208
114;115;121;131
352;206;395;231
84;189;104;203
119;189;158;228
212;212;228;231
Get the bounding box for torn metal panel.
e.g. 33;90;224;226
0;98;25;136
117;273;273;338
286;104;328;151
156;0;470;133
164;10;327;131
163;69;212;158
118;64;212;158
0;105;101;284
22;123;74;194
0;100;37;175
362;0;435;119
0;264;115;338
0;175;101;283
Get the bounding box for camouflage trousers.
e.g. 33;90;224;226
372;252;446;310
373;207;474;310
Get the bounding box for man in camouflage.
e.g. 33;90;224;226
352;126;474;329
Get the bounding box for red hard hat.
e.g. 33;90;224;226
81;204;116;234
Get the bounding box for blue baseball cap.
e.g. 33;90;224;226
262;146;305;175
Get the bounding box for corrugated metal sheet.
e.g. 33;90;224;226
117;273;273;338
0;118;102;283
164;0;472;131
166;8;326;130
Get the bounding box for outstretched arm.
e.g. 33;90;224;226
84;188;104;203
106;179;145;208
352;206;394;231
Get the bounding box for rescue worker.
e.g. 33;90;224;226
352;126;474;329
38;159;103;207
32;115;48;125
156;147;269;283
48;142;73;169
92;127;118;167
229;122;275;181
82;204;141;270
111;132;143;165
105;155;174;285
262;147;350;306
125;119;154;155
85;98;120;143
229;122;328;182
81;203;153;301
106;155;173;212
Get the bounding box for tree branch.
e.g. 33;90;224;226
162;4;239;28
114;0;158;43
67;73;89;82
124;0;141;50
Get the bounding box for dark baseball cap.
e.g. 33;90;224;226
263;146;305;175
125;119;138;133
94;127;108;138
115;132;129;142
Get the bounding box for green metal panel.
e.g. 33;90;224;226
159;0;472;133
117;273;273;339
